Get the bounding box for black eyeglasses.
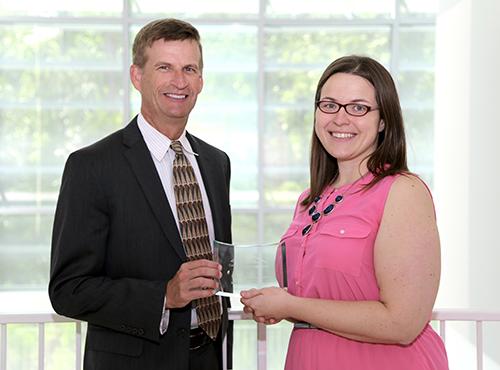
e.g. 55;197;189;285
302;194;344;236
316;100;379;117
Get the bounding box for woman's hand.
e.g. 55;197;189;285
240;288;273;324
240;287;291;324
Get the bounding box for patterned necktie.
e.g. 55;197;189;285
170;140;221;340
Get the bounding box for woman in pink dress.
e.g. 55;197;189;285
241;55;448;370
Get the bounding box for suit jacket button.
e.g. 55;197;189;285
138;329;145;336
177;328;187;335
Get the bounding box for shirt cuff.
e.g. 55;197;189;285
159;297;170;335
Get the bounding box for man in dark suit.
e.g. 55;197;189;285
49;18;232;370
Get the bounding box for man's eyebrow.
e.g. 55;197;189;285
153;61;171;67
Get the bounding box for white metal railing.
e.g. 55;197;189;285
0;313;82;370
1;309;500;370
431;309;500;370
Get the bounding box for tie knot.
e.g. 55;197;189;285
170;140;183;155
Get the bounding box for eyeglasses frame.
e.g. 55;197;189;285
316;100;379;117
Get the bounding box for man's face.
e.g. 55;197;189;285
131;39;203;126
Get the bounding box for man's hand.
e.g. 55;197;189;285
165;259;222;309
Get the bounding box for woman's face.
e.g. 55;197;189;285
315;72;384;169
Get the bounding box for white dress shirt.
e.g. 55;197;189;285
137;113;216;334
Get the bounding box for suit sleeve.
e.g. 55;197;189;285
48;152;166;343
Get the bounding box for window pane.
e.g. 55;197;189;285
400;0;437;20
233;321;257;370
263;104;311;207
404;108;434;184
129;0;258;19
264;212;295;243
263;27;391;207
267;321;293;370
0;245;49;290
6;324;37;370
399;26;435;68
232;212;258;244
0;24;124;171
399;69;435;184
0;0;122;17
45;323;81;370
0;212;53;289
0;24;123;290
398;26;435;185
1;322;87;370
190;26;259;209
0;213;52;246
267;0;394;19
264;27;391;100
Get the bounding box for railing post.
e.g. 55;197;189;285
476;321;483;370
439;320;446;343
75;322;82;370
223;330;229;370
1;324;6;370
38;323;45;370
257;323;266;370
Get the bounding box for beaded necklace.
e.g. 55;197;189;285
302;173;367;236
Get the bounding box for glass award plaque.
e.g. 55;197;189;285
213;240;288;302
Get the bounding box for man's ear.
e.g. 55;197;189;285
197;74;204;94
130;64;142;92
378;119;385;132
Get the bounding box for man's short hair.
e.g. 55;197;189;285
132;18;203;69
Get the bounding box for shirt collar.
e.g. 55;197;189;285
137;113;198;161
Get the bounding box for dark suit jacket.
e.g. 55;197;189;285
49;117;233;370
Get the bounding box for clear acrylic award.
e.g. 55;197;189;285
213;240;288;303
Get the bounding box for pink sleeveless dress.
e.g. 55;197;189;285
276;173;448;370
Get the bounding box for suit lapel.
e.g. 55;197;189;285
122;118;186;261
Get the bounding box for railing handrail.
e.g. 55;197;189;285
0;312;72;324
2;308;500;324
431;309;500;321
